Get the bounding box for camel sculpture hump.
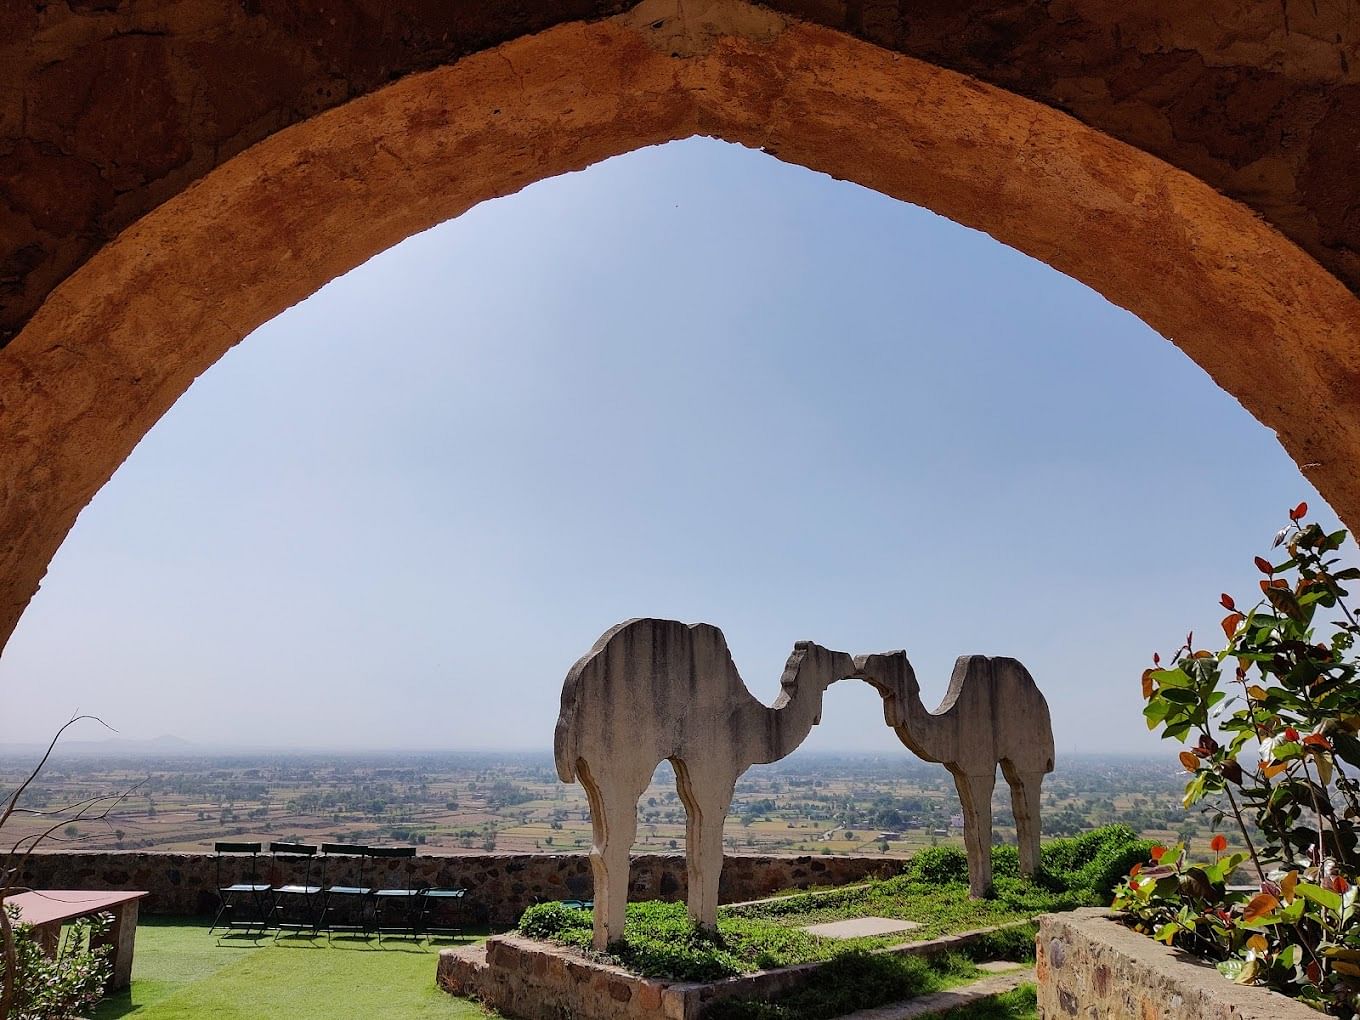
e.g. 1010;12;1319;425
553;617;743;784
985;655;1056;773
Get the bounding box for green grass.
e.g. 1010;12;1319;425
924;983;1037;1019
90;918;488;1020
727;825;1149;929
704;950;984;1020
516;827;1145;983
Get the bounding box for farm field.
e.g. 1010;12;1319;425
1;749;1196;857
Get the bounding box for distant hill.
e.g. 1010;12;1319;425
0;733;196;757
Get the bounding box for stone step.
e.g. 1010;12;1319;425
829;968;1033;1020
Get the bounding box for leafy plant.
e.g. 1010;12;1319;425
1118;505;1360;1014
3;907;111;1020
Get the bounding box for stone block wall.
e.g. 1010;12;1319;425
19;850;898;927
1036;907;1319;1019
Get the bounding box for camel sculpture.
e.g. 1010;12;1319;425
852;651;1055;897
553;618;858;948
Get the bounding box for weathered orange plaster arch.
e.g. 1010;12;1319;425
4;3;1360;651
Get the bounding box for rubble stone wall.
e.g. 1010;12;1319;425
19;850;898;927
1036;908;1319;1019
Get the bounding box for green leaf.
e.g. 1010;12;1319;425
1296;882;1342;912
1151;668;1193;689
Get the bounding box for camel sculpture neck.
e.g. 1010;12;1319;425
897;675;950;763
750;679;827;765
851;650;951;765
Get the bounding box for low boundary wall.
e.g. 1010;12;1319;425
437;925;1030;1020
19;850;899;927
1036;907;1320;1019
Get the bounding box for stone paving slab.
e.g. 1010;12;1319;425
831;970;1032;1020
974;959;1024;973
804;917;923;939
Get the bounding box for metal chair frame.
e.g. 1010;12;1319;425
268;842;324;938
210;841;272;936
319;843;374;938
369;846;424;942
415;875;468;938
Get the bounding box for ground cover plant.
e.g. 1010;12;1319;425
517;826;1143;982
703;949;984;1020
1118;507;1360;1015
925;984;1037;1020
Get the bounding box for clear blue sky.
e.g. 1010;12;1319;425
1;137;1333;755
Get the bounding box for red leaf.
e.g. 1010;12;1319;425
1141;669;1155;699
1179;751;1200;771
1153;652;1161;666
1210;834;1227;853
1220;593;1236;611
1255;556;1274;575
1222;612;1244;639
1291;501;1308;521
1150;845;1166;862
1303;733;1333;751
1285;727;1300;742
1243;892;1279;922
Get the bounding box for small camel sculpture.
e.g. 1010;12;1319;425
851;651;1055;897
554;618;857;948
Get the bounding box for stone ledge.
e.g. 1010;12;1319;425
20;850;899;927
439;921;1036;1020
1036;907;1319;1019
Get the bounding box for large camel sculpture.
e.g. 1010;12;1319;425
852;651;1055;897
553;618;857;948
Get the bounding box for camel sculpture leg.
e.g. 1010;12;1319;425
1001;760;1045;878
951;768;997;898
673;755;736;931
576;759;647;949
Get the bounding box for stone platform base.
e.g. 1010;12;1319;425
1036;908;1319;1019
439;924;1031;1020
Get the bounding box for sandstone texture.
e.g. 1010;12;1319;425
19;849;898;927
4;2;1360;654
1036;907;1320;1019
5;0;1359;345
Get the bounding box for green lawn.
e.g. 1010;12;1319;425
91;919;489;1020
929;984;1037;1019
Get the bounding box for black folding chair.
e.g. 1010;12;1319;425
416;867;468;938
370;846;421;942
268;842;324;938
320;843;373;938
210;841;271;936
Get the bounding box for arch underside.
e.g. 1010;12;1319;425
3;4;1360;652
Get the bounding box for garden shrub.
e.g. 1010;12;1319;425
1115;507;1360;1016
1;907;112;1020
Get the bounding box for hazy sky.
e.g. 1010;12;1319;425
2;137;1333;756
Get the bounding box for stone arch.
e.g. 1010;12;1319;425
4;3;1360;652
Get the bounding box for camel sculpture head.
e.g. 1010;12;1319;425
776;640;859;725
849;649;917;730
